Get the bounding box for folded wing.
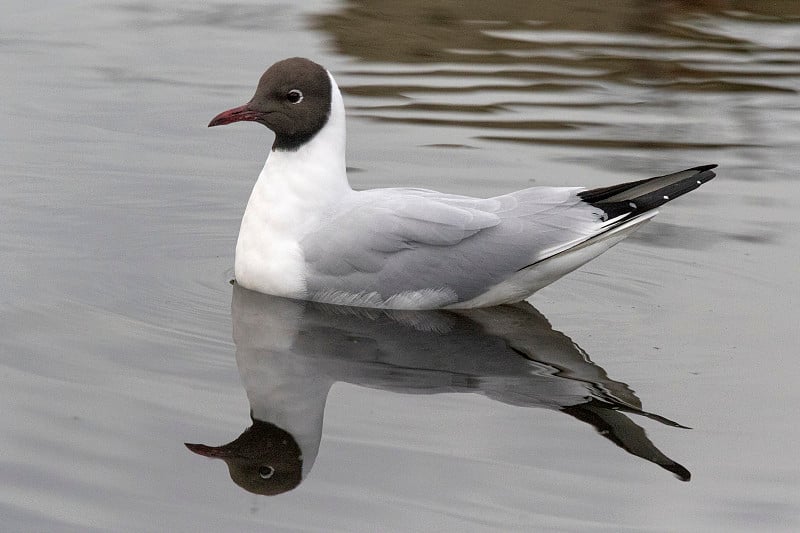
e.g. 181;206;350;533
301;187;604;306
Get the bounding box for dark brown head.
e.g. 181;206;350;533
185;419;303;496
208;57;332;151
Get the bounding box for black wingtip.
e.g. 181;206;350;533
579;164;717;220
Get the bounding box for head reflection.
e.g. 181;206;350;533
185;420;302;496
186;285;689;495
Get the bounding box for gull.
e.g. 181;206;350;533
209;57;716;309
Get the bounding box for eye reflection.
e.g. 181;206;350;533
258;465;275;479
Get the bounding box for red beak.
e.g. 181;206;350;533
185;442;232;458
208;104;264;127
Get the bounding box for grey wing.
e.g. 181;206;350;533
301;187;605;306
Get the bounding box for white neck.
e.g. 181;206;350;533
234;72;351;297
257;70;350;207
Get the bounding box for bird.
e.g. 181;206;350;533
208;57;716;310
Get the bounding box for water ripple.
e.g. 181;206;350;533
317;4;800;156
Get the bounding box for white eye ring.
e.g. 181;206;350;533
259;465;275;479
287;89;303;104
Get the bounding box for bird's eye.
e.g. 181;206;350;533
286;90;303;104
258;465;275;479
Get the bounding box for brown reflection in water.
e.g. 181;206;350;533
315;0;800;65
314;0;800;94
313;0;799;154
478;136;756;150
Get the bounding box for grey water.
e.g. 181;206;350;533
2;1;799;531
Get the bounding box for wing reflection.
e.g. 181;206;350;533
186;284;690;495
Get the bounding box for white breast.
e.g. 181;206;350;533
234;183;308;298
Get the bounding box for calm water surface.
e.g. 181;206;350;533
2;1;799;531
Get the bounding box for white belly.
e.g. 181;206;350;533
234;205;308;299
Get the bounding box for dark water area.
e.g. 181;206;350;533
1;1;798;531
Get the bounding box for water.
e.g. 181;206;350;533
2;1;798;531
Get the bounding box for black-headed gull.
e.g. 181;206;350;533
209;57;716;309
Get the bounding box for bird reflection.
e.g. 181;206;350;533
186;284;690;495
